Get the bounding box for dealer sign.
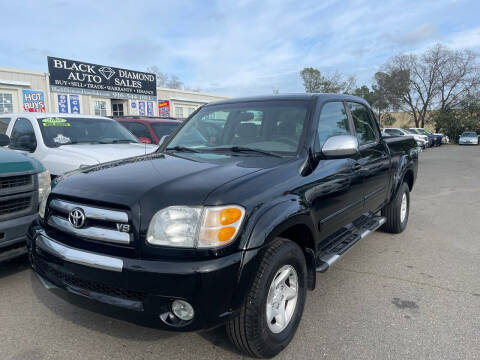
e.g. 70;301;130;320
48;56;157;101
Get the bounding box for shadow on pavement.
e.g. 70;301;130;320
198;326;246;357
0;254;29;280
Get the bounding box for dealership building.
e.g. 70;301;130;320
0;57;227;119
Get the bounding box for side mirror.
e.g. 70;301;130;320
159;135;169;146
0;134;10;147
17;135;36;152
320;135;359;158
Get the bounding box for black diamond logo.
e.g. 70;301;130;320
98;66;115;80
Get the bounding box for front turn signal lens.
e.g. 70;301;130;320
218;226;236;241
220;208;242;225
197;205;245;248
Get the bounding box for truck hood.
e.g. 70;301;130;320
0;148;44;174
55;143;158;164
51;152;282;210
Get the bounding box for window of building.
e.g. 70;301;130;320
10;118;37;152
348;102;378;146
112;103;124;116
94;100;108;116
187;107;195;116
175;106;184;118
0;117;10;134
317;102;350;148
0;93;13;114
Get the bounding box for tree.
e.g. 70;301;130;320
377;44;479;128
300;67;356;94
432;94;480;142
434;45;480;111
300;67;322;93
377;52;440;128
166;75;183;90
353;85;389;125
146;66;168;87
147;66;200;91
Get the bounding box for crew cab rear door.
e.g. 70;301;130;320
347;102;390;212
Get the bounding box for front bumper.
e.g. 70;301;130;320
28;228;243;331
0;213;37;261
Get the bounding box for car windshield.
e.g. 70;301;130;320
462;132;477;137
165;100;310;155
151;123;181;139
38;117;139;147
403;129;418;134
410;128;427;135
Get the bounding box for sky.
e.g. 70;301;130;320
1;0;479;97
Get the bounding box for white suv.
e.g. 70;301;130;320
382;127;429;149
3;113;157;176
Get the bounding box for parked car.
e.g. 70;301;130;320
382;127;428;149
3;113;157;177
115;117;182;144
459;131;479;145
408;128;443;146
28;94;418;358
0;134;50;262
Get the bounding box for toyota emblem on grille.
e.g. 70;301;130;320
69;208;86;228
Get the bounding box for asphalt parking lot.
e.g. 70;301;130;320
1;145;479;360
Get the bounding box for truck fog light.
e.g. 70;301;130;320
171;300;194;321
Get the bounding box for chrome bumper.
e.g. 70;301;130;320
35;233;123;272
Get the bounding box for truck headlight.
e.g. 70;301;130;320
37;170;51;212
146;205;245;248
39;185;51;219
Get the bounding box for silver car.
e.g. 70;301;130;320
459;131;479;145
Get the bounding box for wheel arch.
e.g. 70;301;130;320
232;200;318;313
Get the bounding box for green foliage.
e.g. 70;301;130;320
432;95;480;142
300;67;356;94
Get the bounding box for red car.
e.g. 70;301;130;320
115;117;182;144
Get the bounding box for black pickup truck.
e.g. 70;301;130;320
28;94;418;358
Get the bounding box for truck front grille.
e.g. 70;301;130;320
47;199;132;245
0;174;32;190
0;196;31;216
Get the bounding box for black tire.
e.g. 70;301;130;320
381;181;410;233
226;238;307;358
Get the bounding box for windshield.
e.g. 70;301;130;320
38;117;139;147
462;132;477;137
403;129;418;134
151;123;181;139
410;128;427;135
166;100;310;155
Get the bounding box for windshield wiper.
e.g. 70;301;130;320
64;140;103;145
165;146;201;153
208;146;282;158
105;139;138;144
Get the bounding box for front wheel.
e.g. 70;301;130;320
381;181;410;233
226;238;307;358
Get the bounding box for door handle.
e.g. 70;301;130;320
351;162;362;171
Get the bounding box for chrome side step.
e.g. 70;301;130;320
316;216;386;273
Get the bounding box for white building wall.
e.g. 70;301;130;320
0;66;228;117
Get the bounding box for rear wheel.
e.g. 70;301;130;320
381;182;410;233
226;238;307;358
